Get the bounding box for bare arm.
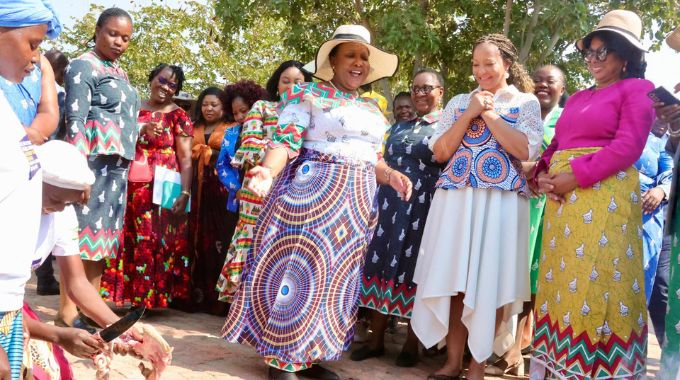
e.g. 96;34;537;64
431;111;475;163
56;255;119;327
481;109;530;161
172;135;193;215
24;315;104;358
26;55;59;144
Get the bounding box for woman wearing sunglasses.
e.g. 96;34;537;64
531;10;654;379
99;63;194;310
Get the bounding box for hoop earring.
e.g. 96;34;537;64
504;72;510;79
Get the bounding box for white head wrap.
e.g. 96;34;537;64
36;140;95;190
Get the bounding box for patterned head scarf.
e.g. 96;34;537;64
0;0;62;39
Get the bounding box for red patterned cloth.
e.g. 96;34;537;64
102;107;193;309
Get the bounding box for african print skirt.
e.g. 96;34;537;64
661;185;680;378
0;309;24;380
222;149;378;372
74;155;130;261
529;194;547;294
532;148;648;379
22;303;73;380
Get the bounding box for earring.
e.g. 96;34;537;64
504;72;510;79
622;63;627;73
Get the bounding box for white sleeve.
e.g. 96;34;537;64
428;95;462;151
51;206;80;257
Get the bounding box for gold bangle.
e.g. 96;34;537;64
384;167;394;181
181;190;191;197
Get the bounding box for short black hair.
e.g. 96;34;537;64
582;30;646;79
392;91;411;107
265;60;312;101
44;49;69;71
413;68;445;88
93;8;133;42
194;87;227;125
148;63;185;95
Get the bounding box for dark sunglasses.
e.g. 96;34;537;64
411;85;442;95
581;46;612;62
158;76;178;90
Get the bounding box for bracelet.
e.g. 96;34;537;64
668;122;680;137
180;190;191;197
384;167;394;181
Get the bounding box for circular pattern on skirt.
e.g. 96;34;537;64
447;148;473;183
280;160;346;224
322;248;363;346
251;232;328;348
475;149;510;184
463;117;491;147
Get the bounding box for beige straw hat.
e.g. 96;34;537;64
667;25;680;52
576;9;647;52
303;25;399;85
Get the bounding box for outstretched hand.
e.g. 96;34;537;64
246;166;274;198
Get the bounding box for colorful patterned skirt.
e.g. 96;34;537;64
22;303;73;380
532;148;648;379
216;175;263;303
661;188;680;378
101;178;191;309
74;155;130;261
222;149;378;372
0;309;24;380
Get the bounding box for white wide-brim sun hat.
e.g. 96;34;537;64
303;24;399;85
576;9;647;52
36;140;95;190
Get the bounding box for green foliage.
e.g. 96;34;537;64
49;1;288;97
215;0;680;101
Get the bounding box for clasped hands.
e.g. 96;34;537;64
533;170;579;203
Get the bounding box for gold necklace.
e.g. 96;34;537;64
328;80;359;97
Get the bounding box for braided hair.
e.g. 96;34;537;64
474;34;534;94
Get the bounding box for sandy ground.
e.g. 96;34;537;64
25;274;662;380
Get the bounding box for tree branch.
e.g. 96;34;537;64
518;0;542;64
539;27;562;64
503;0;514;36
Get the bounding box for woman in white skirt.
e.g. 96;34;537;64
411;34;542;380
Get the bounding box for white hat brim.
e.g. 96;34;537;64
307;39;399;85
667;26;680;52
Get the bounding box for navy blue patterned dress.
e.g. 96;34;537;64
360;110;443;318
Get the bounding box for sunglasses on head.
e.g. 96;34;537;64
581;46;612;62
411;85;442;95
158;76;178;91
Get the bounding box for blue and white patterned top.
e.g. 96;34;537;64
430;85;542;196
0;65;42;126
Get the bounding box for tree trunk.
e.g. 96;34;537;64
518;0;542;64
503;0;514;36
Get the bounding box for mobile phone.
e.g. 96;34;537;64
648;86;680;106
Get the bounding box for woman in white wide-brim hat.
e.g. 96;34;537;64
658;24;680;380
221;25;411;380
532;9;655;379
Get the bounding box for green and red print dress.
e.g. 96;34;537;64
101;108;194;308
65;51;140;261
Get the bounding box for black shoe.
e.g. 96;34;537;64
268;367;299;380
395;350;419;367
297;365;339;380
36;281;60;296
350;344;385;361
54;316;97;334
78;311;103;329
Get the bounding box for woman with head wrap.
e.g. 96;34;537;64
63;8;140;329
0;1;61;378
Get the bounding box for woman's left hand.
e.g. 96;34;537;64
389;171;412;201
641;187;665;215
547;172;578;196
171;193;190;215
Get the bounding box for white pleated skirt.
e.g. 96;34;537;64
411;187;530;363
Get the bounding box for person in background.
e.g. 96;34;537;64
216;61;311;302
353;68;445;368
44;48;69;140
64;7;140;331
393;91;416;123
0;1;61;378
101;64;193;310
656;24;680;380
223;25;407;380
412;33;541;380
532;10;653;379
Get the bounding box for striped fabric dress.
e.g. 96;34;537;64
216;100;280;302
